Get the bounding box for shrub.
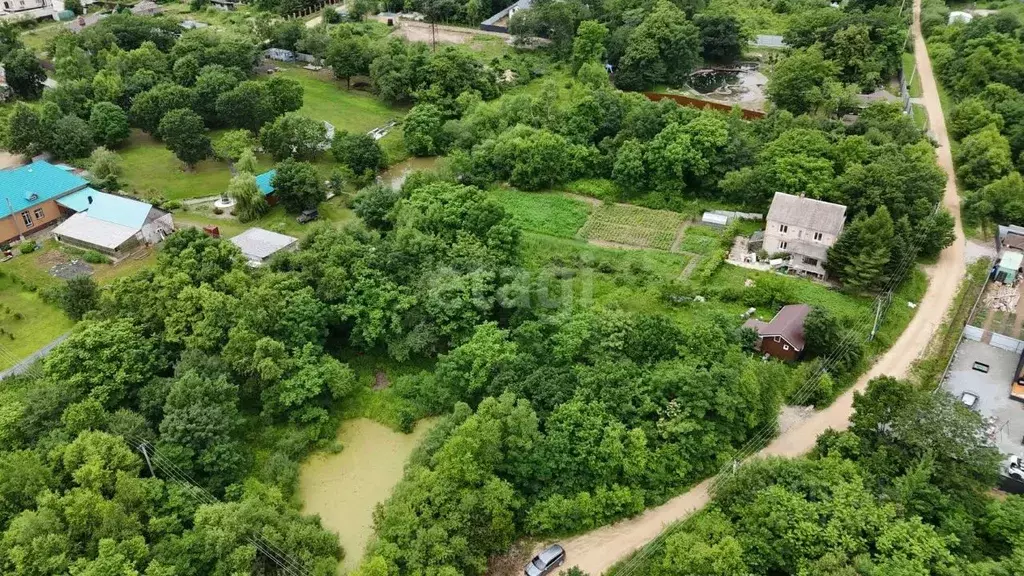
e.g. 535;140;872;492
691;248;726;284
18;242;36;254
161;200;182;211
525;485;646;535
212;207;223;215
83;251;108;264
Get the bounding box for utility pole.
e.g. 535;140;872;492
5;197;23;242
870;292;892;341
138;442;155;477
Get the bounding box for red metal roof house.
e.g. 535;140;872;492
743;304;811;362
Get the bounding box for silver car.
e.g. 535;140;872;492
525;544;566;576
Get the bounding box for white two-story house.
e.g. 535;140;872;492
763;192;847;280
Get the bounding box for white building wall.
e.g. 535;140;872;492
763;219;839;277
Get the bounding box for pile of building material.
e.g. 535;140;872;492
985;283;1020;312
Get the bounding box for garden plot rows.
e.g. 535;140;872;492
580;204;685;250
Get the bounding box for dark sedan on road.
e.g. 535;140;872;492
525;544;566;576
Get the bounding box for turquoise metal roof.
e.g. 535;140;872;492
0;161;88;219
256;170;276;195
1000;251;1023;271
57;188;101;212
85;192;152;229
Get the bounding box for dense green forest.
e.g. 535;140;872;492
924;2;1024;231
0;2;970;575
609;377;1024;576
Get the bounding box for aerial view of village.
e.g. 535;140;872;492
0;0;1022;573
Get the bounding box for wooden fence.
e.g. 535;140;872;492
642;92;765;120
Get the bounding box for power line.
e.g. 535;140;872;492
125;435;311;576
612;186;951;576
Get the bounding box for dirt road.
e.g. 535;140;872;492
548;1;965;573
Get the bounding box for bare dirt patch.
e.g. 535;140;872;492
373;370;390;390
586;238;644;250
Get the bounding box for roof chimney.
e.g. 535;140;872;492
87;195;92;204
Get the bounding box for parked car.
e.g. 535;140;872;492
1006;454;1023;481
525;544;565;576
960;391;980;411
297;209;319;224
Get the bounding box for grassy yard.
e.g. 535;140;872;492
903;51;923;99
0;239;159;371
119;131;276;201
0;275;74;371
489;189;591;238
1;239;158;291
19;21;65;56
173;195;356;240
274;66;404;134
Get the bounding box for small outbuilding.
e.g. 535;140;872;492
701;212;730;228
997;251;1023;284
255;169;279;206
229;227;298;266
52;190;173;256
743;304;812;362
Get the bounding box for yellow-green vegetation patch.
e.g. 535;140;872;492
0;275;73;371
299;418;436;574
581;203;684;250
489;189;591;238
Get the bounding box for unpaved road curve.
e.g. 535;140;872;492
548;1;965;573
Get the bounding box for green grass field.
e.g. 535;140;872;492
174;195;356;240
119;131;276;201
903;52;923;99
489;189;591;238
0;275;74;371
677;225;724;255
275;66;404;134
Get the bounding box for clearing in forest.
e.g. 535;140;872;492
489;189;591;238
580;204;686;250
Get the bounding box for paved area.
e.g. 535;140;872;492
966;239;997;263
546;0;967;572
944;339;1024;456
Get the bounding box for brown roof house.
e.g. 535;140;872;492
743;304;811;361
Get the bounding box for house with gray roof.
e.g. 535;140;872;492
763;192;847;280
480;0;531;33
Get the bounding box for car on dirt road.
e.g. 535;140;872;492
525;544;565;576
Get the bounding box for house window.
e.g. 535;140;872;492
20;211;32;228
804;257;818;266
33;208;44;219
783;345;790;351
773;336;781;342
779;224;788;233
813;232;823;241
779;241;788;250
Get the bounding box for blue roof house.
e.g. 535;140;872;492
255;170;280;206
52;190;175;256
0;160;89;243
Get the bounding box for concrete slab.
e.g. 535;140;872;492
944;339;1024;456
